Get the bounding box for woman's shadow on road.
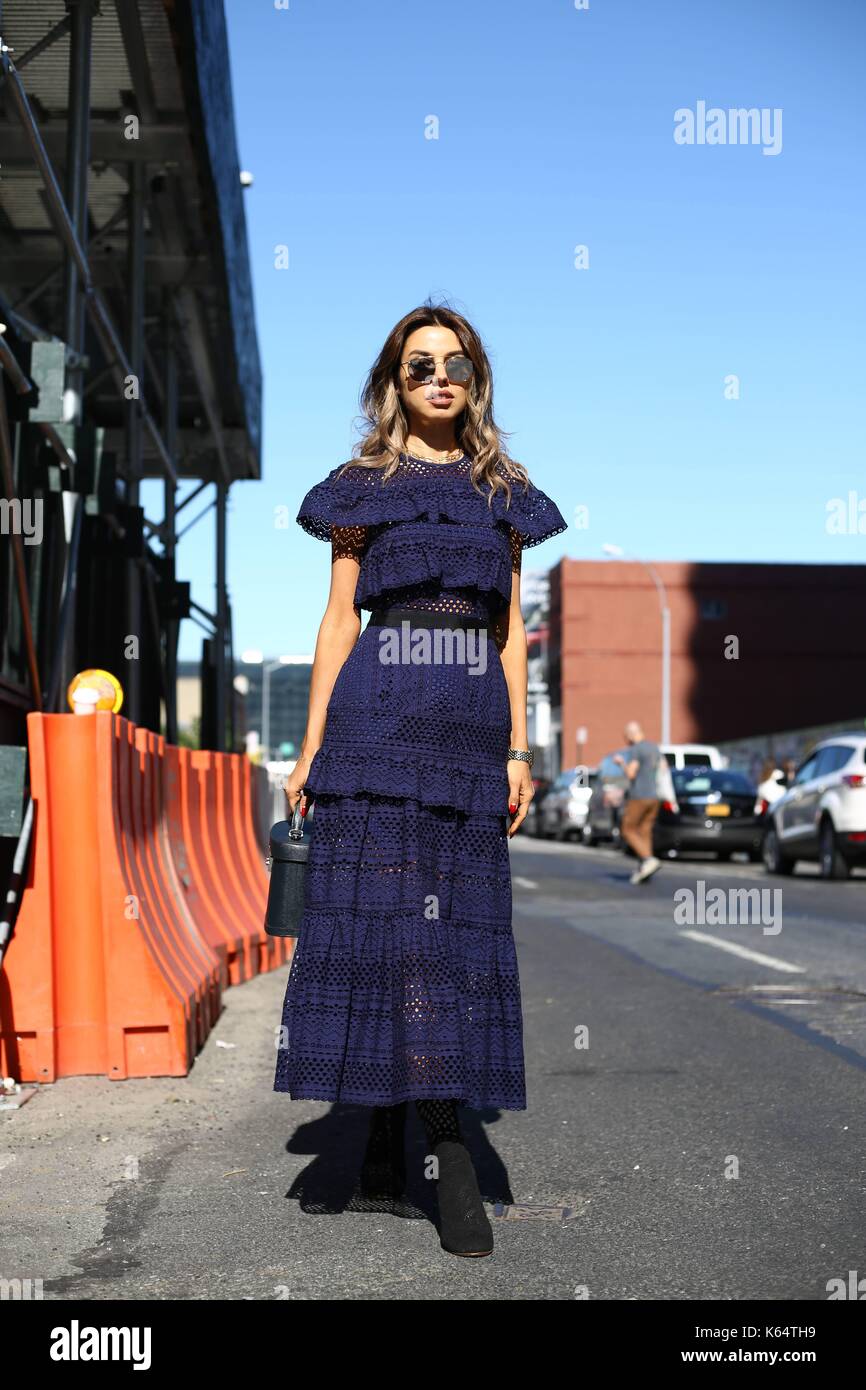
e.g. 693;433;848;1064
281;1103;516;1219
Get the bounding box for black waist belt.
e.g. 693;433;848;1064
367;606;489;631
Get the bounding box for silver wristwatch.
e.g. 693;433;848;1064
507;747;534;767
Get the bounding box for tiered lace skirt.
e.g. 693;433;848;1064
273;600;527;1110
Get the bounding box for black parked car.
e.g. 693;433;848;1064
653;768;766;861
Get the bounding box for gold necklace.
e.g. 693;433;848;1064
405;442;463;464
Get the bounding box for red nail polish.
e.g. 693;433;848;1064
509;804;517;814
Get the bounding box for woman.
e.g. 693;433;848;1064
274;303;566;1257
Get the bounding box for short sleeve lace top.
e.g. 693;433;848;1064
295;451;567;618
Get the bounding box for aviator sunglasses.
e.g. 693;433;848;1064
401;352;475;386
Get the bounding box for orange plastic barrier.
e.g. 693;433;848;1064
213;749;287;976
0;710;285;1082
0;712;56;1084
163;744;256;986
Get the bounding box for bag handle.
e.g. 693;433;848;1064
289;799;305;840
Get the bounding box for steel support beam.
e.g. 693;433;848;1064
18;13;73;70
0;48;177;483
0;121;189;163
62;0;97;428
176;495;215;542
113;0;157;126
163;307;179;743
14;204;127;314
189;598;216;627
0;371;42;709
55;0;98;704
187;611;214;636
124;161;146;497
215;480;228;751
3;253;212;291
0;295;71;350
175;478;209;516
175;287;230;486
123;158;146;722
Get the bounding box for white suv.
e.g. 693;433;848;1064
660;743;725;770
762;734;866;879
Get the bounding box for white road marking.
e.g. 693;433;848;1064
513;876;539;889
679;930;805;973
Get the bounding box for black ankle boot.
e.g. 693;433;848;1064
354;1103;407;1211
432;1140;493;1257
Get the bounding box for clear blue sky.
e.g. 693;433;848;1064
157;0;866;661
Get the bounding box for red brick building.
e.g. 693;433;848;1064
547;560;866;770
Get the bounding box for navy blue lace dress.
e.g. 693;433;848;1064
273;452;566;1110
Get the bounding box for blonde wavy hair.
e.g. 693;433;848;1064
338;300;530;506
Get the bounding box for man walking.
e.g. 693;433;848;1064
613;721;662;884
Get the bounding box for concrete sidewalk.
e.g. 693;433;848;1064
2;874;864;1299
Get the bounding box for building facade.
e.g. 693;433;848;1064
548;559;866;771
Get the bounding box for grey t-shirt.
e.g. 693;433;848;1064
627;740;660;799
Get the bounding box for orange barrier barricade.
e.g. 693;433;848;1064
0;710;281;1082
0;713;57;1083
163;744;255;987
134;728;223;1040
183;750;264;982
109;717;208;1060
213;750;285;976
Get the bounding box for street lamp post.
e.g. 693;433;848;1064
602;544;671;746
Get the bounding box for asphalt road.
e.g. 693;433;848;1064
2;838;864;1301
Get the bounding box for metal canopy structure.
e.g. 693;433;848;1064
0;0;261;756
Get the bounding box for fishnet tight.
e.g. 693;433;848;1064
364;1098;462;1161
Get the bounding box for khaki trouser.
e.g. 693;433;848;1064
621;798;659;861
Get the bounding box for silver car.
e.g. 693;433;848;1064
540;767;595;841
581;754;628;845
763;734;866;879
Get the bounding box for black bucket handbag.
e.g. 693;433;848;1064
264;801;310;938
